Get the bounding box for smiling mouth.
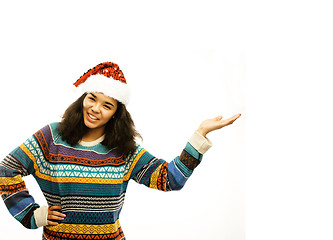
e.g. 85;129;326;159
87;113;99;121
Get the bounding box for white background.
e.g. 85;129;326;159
0;0;332;240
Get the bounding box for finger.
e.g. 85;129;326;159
48;206;66;221
49;206;62;211
49;210;66;219
48;212;66;220
49;209;65;215
215;116;223;121
222;114;241;126
47;220;59;226
230;113;241;120
49;206;66;216
228;113;241;123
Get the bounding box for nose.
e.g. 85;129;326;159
91;102;101;113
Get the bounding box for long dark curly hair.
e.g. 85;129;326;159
58;93;141;155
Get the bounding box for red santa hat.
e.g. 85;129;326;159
73;62;130;105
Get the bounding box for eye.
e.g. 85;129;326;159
104;105;111;110
88;97;95;101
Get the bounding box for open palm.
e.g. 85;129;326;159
197;113;241;137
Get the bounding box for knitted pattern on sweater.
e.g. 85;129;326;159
0;122;207;240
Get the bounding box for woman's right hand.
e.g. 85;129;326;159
47;206;66;226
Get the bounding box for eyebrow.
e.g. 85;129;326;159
90;93;97;98
89;93;115;107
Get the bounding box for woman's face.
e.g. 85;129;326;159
82;92;118;131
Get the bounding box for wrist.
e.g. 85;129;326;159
196;127;208;138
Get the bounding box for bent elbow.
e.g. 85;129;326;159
167;173;187;191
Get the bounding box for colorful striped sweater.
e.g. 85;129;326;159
0;122;212;240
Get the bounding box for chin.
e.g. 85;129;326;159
83;117;97;129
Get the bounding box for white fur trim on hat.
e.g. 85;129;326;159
77;74;130;105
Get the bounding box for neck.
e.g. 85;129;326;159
82;127;105;142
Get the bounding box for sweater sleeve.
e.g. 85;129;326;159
128;131;212;191
0;125;51;229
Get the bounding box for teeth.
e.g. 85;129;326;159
89;114;98;120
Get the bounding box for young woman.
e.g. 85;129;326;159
0;62;241;240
